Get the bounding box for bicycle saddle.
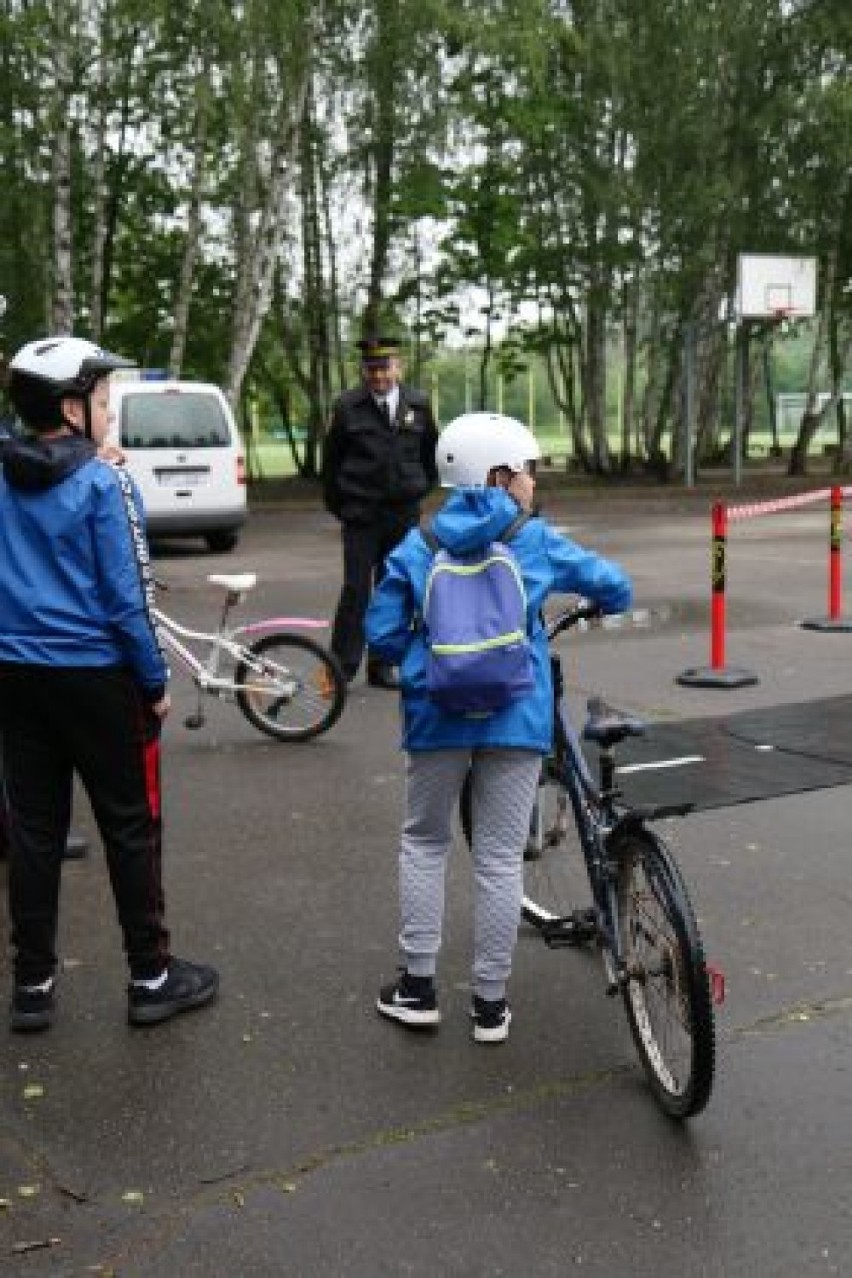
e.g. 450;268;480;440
208;573;257;593
583;696;646;747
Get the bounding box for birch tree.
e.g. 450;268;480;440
223;1;315;409
168;68;210;376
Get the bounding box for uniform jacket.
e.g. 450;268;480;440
322;383;439;523
0;434;167;701
364;486;633;753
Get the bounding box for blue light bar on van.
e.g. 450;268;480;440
140;369;169;381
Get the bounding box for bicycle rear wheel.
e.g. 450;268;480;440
614;829;715;1119
235;632;346;741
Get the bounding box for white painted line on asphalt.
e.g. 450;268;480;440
617;755;705;774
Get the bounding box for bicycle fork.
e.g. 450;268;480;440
185;624;230;731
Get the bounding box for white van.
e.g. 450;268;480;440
109;377;247;553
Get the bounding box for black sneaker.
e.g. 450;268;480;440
471;995;511;1044
128;958;219;1027
366;664;400;691
376;971;441;1028
10;980;56;1033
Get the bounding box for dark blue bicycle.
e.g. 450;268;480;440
463;600;716;1119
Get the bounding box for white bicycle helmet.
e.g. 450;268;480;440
437;412;541;487
9;336;134;396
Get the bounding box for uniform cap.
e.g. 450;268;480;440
357;335;401;365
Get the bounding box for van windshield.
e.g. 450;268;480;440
120;392;231;449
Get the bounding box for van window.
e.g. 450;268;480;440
120;392;231;449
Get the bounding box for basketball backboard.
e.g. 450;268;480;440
736;253;817;320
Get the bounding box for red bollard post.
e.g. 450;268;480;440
677;501;758;688
710;501;727;670
829;485;842;620
801;485;852;631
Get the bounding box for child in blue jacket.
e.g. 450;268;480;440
0;336;218;1032
365;412;632;1042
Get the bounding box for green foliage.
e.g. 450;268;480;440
0;0;848;477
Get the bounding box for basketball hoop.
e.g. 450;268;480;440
736;254;817;322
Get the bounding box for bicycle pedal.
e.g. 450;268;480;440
542;912;597;949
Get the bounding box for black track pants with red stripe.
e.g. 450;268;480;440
0;664;170;985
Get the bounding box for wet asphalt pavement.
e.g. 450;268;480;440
2;487;851;1276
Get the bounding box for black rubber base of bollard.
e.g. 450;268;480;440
799;616;852;632
676;666;759;688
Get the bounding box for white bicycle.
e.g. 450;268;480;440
152;573;346;742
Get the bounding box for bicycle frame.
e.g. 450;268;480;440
547;653;625;984
152;580;328;701
539;619;691;990
521;600;718;1118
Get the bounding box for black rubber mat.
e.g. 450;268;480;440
603;695;852;812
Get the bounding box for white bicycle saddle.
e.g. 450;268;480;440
207;573;257;593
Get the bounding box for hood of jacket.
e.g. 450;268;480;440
1;433;97;493
428;486;526;556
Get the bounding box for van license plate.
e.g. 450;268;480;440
156;469;208;487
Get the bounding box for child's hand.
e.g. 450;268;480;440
98;442;125;465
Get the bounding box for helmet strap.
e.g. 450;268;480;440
59;395;89;438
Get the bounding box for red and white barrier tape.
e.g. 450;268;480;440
727;488;833;522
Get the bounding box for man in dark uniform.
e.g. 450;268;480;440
323;335;439;689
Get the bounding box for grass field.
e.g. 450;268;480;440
247;433;573;480
247;424;838;481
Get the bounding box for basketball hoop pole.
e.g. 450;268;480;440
734;327;747;487
683;320;697;488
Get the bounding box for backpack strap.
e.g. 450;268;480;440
420;522;442;554
421;510;532;556
498;510;532;544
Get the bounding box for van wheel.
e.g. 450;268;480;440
206;531;239;553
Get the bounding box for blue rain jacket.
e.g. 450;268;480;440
365;486;633;753
0;434;167;701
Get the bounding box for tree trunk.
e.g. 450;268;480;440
363;0;398;334
225;58;311;411
88;13;109;340
789;252;834;476
51;27;74;334
621;290;637;468
318;129;345;395
584;287;610;473
300;81;326;480
169;74;209;377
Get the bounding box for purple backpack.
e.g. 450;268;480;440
421;513;534;714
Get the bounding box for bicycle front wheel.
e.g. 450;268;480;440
235;633;346;741
614;829;715;1119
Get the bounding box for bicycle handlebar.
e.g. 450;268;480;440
545;599;604;642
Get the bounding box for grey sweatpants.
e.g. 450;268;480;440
399;748;542;1002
